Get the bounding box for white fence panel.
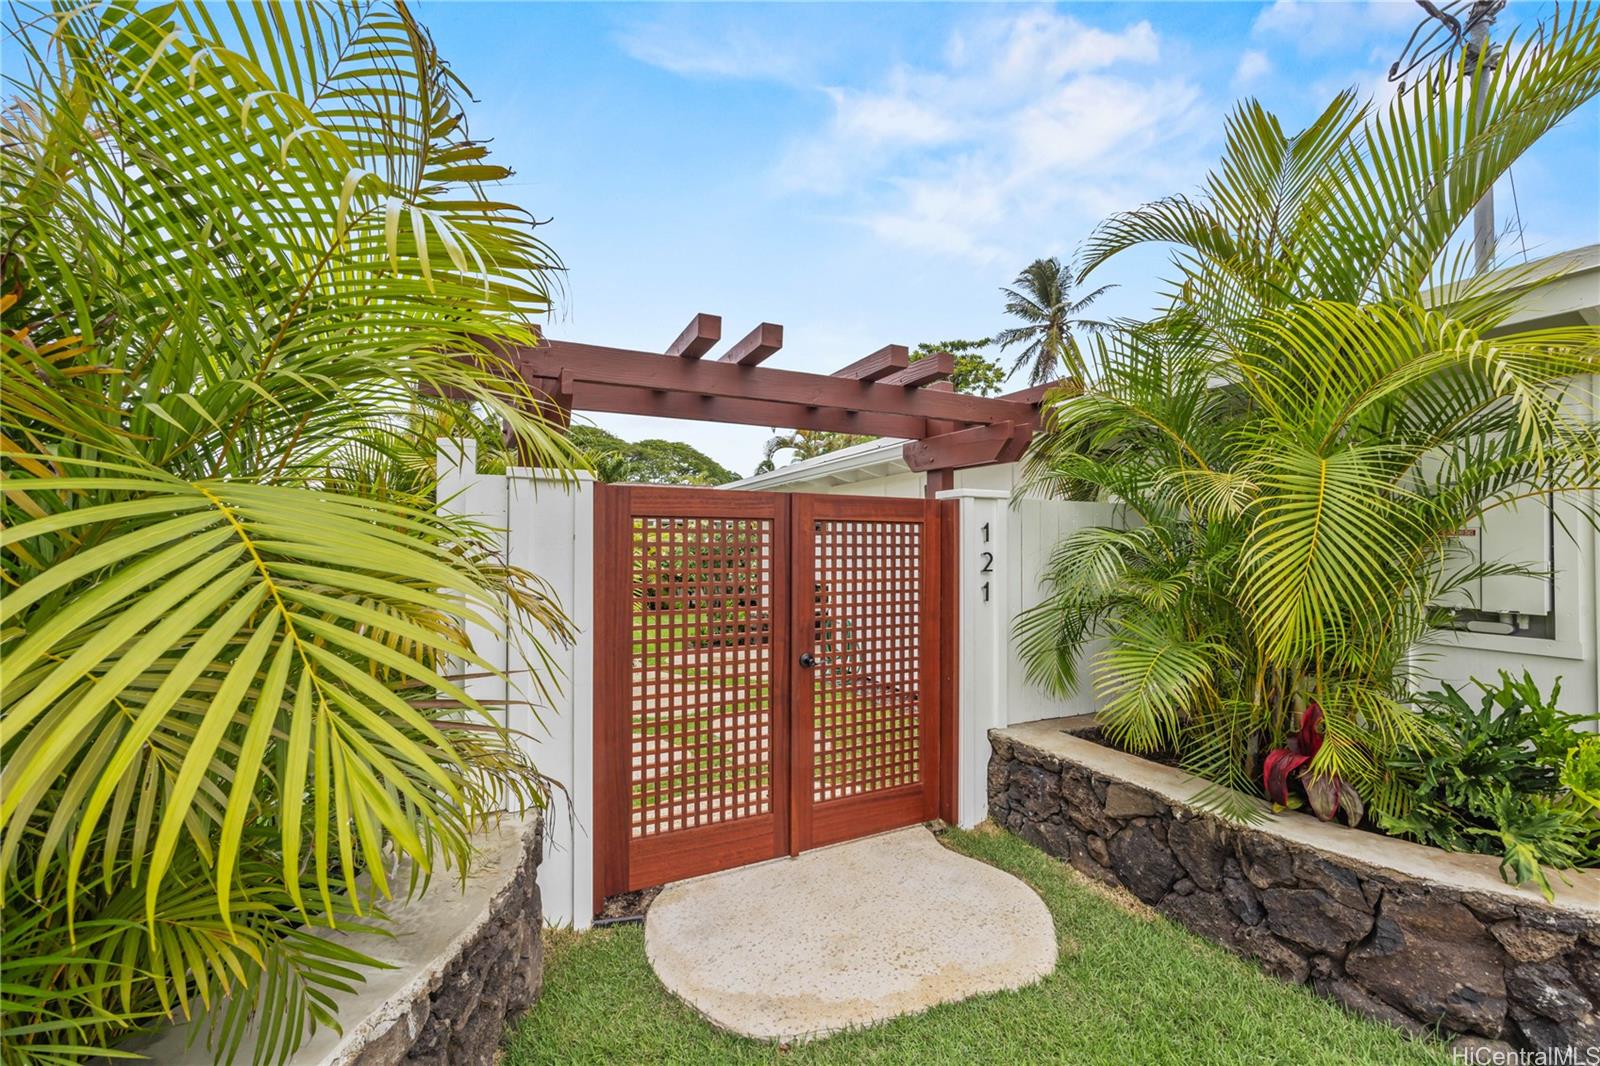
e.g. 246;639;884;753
438;442;594;929
939;489;1121;827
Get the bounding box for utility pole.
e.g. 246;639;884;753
1465;2;1497;274
1389;0;1505;274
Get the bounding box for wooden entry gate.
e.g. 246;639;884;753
593;485;955;904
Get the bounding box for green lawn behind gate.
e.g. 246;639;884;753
502;825;1451;1065
631;668;917;812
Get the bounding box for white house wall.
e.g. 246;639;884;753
1416;494;1598;730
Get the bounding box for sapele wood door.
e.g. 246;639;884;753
592;486;952;906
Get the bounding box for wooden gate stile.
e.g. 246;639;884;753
594;485;952;908
790;495;944;851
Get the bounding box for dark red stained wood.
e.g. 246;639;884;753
789;493;942;852
999;379;1076;406
512;340;1037;428
565;380;929;439
630;820;782;888
592;484;628;912
832;345;909;382
923;467;954;499
520;374;573;430
595;485;793;899
665;313;722;359
592;485;954;909
880;350;954;388
718;322;784;366
903;421;1015;472
937;498;958;824
996;425;1033;464
808;786;929;849
787;496;816;857
917;496;944;830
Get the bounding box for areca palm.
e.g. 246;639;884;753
1;1;576;1061
993;256;1114;386
1019;3;1600;827
753;429;873;475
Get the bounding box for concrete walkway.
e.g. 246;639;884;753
644;826;1056;1042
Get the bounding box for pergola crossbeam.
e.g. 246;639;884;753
998;379;1073;406
513;340;1035;426
497;321;1049;487
554;379;930;438
833;345;909;381
666;313;722;359
902;421;1011;472
880;350;952;388
718;322;784;366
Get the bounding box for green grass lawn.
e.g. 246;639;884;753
501;825;1452;1066
631;671;910;812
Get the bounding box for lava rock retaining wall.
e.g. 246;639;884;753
127;814;545;1065
990;725;1600;1053
347;816;546;1066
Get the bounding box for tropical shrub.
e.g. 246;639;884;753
1;1;576;1061
1017;4;1600;822
1379;672;1599;900
1262;701;1365;827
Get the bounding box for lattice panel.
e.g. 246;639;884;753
810;519;923;802
629;516;775;838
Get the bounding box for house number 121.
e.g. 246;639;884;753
979;522;994;601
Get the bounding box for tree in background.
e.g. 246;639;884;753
569;425;738;485
912;339;1005;396
994;257;1114;386
1;1;576;1059
753;430;874;475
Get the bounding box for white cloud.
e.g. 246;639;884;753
1253;0;1422;54
825;82;960;148
1233;49;1273;87
615;19;813;84
770;9;1208;265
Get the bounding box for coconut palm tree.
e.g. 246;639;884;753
993;257;1114;386
1;1;577;1060
1017;4;1600;836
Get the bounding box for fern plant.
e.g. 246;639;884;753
1017;3;1600;820
1380;673;1599;900
1;1;577;1061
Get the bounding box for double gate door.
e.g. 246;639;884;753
593;485;953;902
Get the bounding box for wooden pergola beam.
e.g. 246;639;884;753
665;313;722;359
522;375;575;431
999;379;1075;406
903;421;1013;472
512;340;1037;427
880;351;953;388
563;380;929;438
833;345;909;381
718;322;784;366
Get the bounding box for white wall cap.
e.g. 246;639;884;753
936;489;1011;500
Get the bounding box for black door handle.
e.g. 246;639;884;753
798;652;816;669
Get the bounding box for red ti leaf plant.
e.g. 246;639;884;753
1263;702;1366;826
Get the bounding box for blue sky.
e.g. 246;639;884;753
424;1;1600;477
